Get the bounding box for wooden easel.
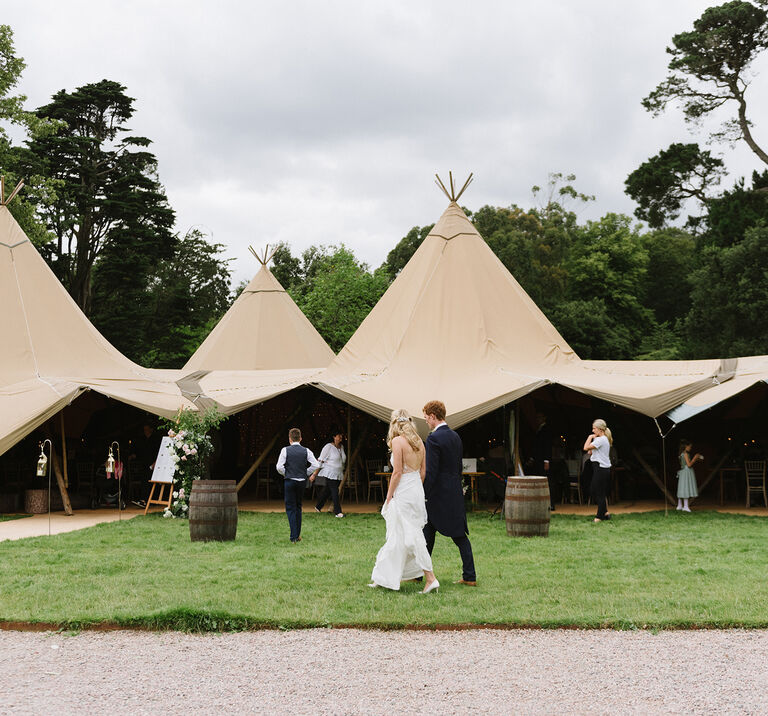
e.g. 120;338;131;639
144;481;173;514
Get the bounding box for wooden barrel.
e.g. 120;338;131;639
505;476;550;537
189;480;238;542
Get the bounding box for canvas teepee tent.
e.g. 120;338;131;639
178;245;334;415
315;174;734;426
183;245;334;372
315;174;577;426
0;192;189;455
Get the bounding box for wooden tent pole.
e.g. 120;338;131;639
697;452;732;494
340;412;372;498
47;431;73;516
236;404;302;492
632;448;676;505
60;412;69;488
339;406;352;495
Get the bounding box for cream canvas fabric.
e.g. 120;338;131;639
315;201;575;426
0;205;190;455
183;262;334;372
314;200;740;426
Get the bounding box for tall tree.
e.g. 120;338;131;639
17;79;175;314
0;24;59;246
642;1;768;165
624;143;726;228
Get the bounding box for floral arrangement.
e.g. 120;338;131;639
160;406;227;519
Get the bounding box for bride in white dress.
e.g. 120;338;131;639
369;409;439;594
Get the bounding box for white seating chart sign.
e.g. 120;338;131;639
150;437;176;484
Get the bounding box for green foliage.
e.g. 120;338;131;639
2;511;768;629
625;143;725;228
94;228;232;367
642;1;768;163
481;204;574;313
160;407;228;518
292;246;390;352
0;25;60;246
703;170;768;247
17;79;176;314
560;214;653;359
640;228;697;326
682;225;768;357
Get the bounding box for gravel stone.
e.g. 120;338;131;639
0;629;767;715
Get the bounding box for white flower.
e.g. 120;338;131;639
181;456;187;462
168;429;176;438
172;491;178;498
181;504;188;512
163;510;172;518
190;448;198;455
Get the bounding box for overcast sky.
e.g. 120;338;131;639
5;1;768;286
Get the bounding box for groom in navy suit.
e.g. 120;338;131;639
422;400;477;586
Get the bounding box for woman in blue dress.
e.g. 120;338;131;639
676;440;702;512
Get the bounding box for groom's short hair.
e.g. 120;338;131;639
422;400;446;421
288;427;302;442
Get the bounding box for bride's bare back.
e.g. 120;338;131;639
392;434;423;474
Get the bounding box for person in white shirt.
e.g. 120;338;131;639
583;418;613;523
310;430;346;517
276;427;320;543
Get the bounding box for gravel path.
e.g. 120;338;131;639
1;629;767;715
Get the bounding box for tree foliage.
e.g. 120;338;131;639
284;245;389;352
92;229;232;367
16;80;176;314
682;225;768;357
624;143;726;228
642;1;768;164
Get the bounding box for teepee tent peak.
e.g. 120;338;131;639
248;243;278;267
435;172;473;203
0;176;24;206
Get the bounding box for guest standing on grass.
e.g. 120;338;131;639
276;428;319;543
584;419;612;523
676;440;701;512
310;429;346;518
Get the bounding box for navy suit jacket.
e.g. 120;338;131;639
424;424;468;538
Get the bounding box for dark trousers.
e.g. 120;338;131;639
424;520;476;582
315;479;342;515
284;479;305;541
591;465;610;519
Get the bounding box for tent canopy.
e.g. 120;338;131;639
0;204;189;455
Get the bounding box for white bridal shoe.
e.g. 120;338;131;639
421;579;440;595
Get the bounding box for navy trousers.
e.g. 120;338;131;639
284;479;305;541
423;520;476;582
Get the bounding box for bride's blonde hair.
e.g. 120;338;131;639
387;408;423;453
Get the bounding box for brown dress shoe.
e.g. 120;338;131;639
454;579;477;586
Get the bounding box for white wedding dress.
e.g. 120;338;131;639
370;461;433;590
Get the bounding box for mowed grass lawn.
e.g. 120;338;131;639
1;510;767;630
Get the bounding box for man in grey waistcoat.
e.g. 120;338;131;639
276;428;319;543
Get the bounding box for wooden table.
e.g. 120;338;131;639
718;467;742;505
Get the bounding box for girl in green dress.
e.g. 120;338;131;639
676;440;702;512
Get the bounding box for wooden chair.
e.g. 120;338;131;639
254;465;270;500
342;466;359;503
366;459;385;503
745;460;767;508
565;472;582;505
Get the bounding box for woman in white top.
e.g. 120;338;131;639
370;409;439;594
584;418;613;523
310;430;346;517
